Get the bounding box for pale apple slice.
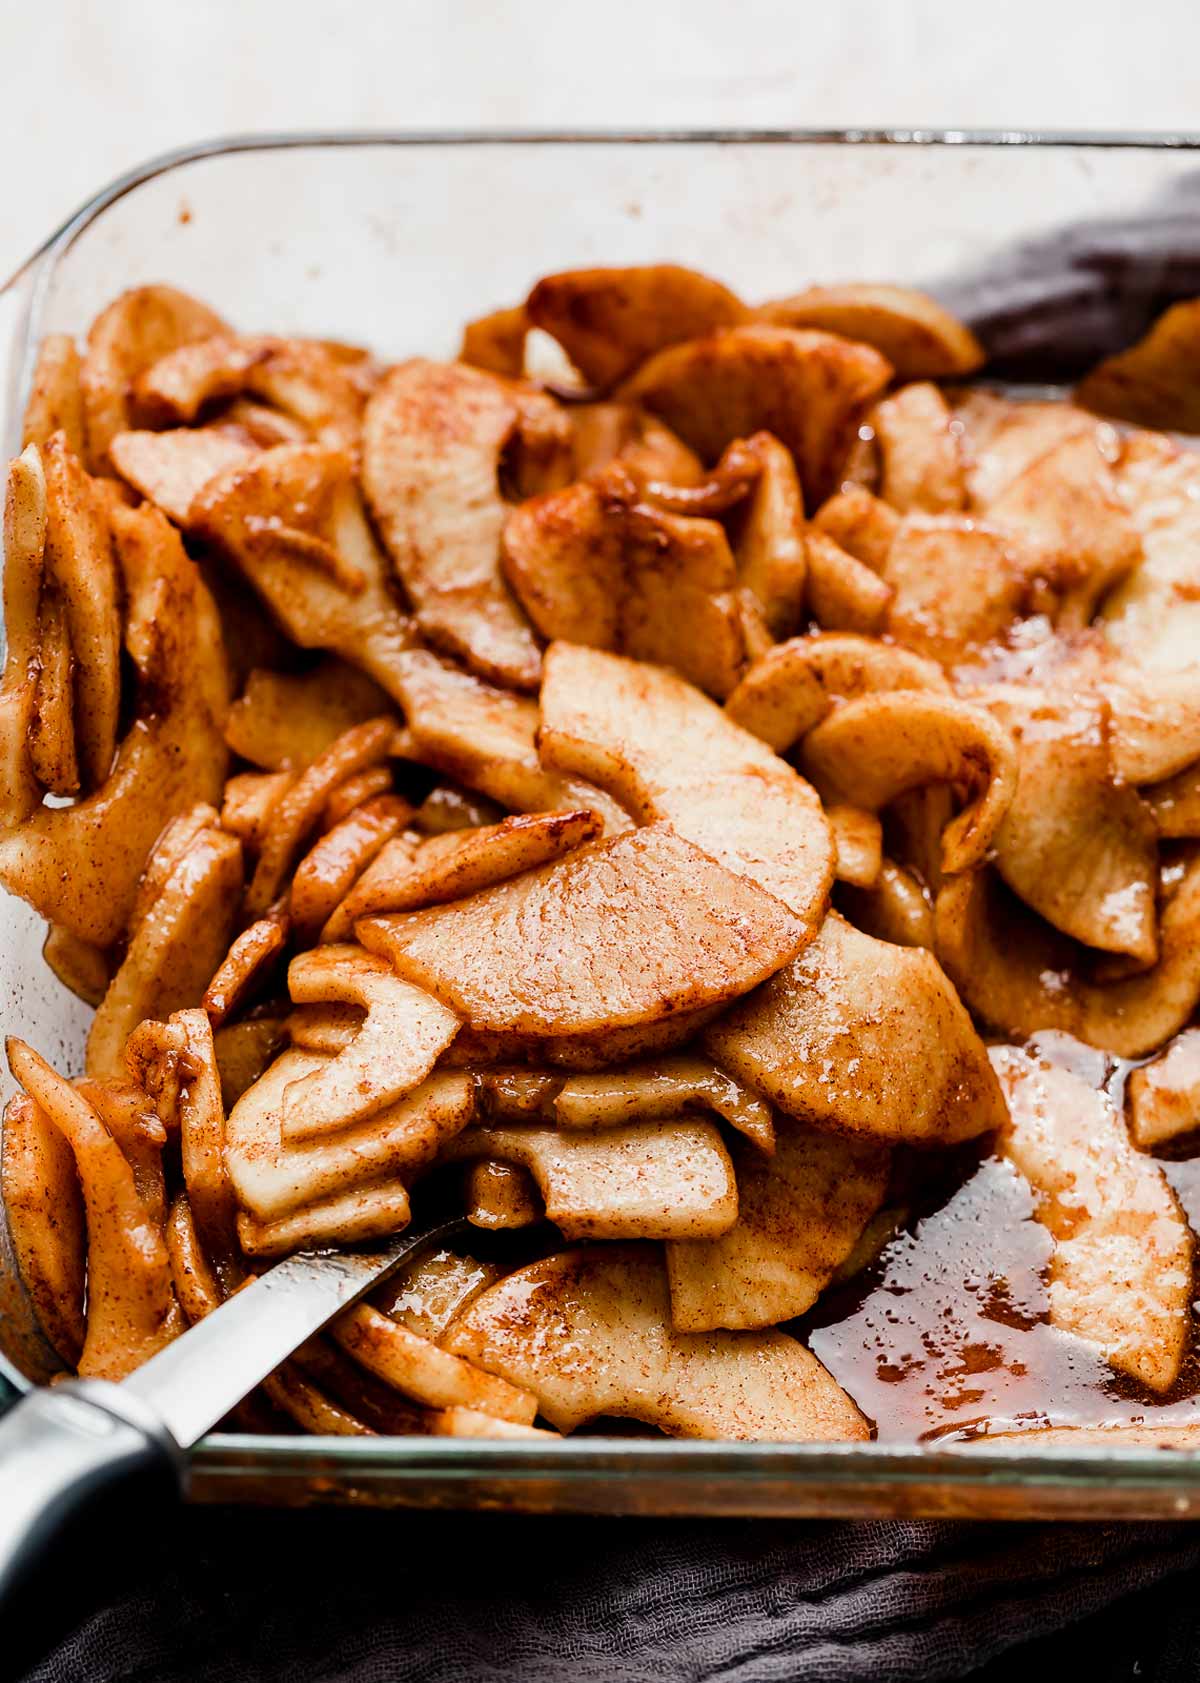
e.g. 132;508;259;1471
134;334;367;453
870;381;966;513
500;474;747;698
109;428;257;524
444;1245;869;1440
755;285;983;379
85;817;244;1081
666;1120;889;1330
880;515;1037;666
22;333;86;456
245;716;397;918
389;647;628;833
618;325;891;505
526;264;746;388
41;434;121;791
225;660;398;773
359;822;806;1053
804;528;892;634
429;1408;559;1439
333;1303;536;1423
705;912;1005;1146
289;793;412;940
220;771;294;850
362;361;568;689
987;431;1141;625
1076;297;1200;431
225;1049;473;1225
191;445;418;702
324;808;601;938
538;642;833;926
801;690;1017;875
0;499;229;946
237;1179;416;1257
1102;434;1200;681
982;684;1157;962
279;946;460;1141
553;1055;774;1153
992;1045;1191;1393
727;431;807;637
446;1117;737;1240
828;805;883;888
7;1039;183;1380
80;285;227;470
811;485;899;570
949;389;1112;509
465;1160;543;1229
934;854;1200;1058
725;632;947;752
839;859;934;951
1;1091;86;1365
0;447;48;825
1127;1029;1200;1148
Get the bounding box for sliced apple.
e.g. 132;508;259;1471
539;642;833;926
934;853;1200;1058
109;427;257;524
85;814;244;1081
870;381;966;513
618;325;891;507
225;1048;472;1227
1076;297;1200;431
725;631;947;752
500;473;747;698
324;808;601;938
444;1245;869;1440
389;647;628;833
289;793;412;940
992;1045;1191;1392
446;1117;737;1240
705;912;1005;1146
22;333;85;456
526;264;745;389
191;445;418;702
666;1120;889;1329
7;1039;183;1379
1127;1028;1200;1148
811;484;899;570
362;361;570;688
80;284;226;470
1;1091;86;1365
755;285;983;379
983;684;1157;961
801;690;1017;875
0;499;229;946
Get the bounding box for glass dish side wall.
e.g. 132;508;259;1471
3;133;1200;1517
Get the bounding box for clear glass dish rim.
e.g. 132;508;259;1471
7;125;1200;1500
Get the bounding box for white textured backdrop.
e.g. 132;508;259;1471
3;0;1199;278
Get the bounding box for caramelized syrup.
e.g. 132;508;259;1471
806;1034;1200;1442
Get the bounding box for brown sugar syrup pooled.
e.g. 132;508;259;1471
806;1034;1200;1441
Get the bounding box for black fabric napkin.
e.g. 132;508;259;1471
16;1507;1200;1682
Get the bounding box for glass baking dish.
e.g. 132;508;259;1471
3;129;1200;1518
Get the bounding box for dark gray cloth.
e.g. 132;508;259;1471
17;1509;1200;1682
